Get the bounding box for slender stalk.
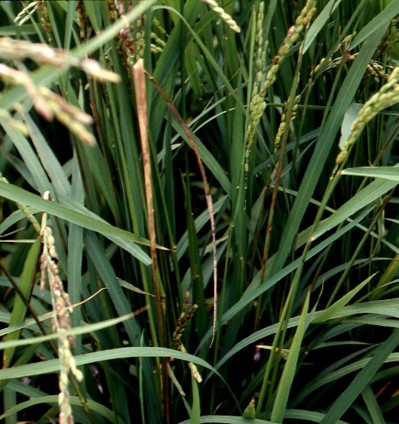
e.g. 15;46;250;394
133;59;170;422
142;67;219;347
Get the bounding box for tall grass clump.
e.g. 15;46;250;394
0;0;399;423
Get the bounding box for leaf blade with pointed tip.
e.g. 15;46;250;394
0;181;152;265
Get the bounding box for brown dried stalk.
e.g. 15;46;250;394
132;59;170;422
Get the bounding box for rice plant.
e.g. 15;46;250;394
0;1;399;423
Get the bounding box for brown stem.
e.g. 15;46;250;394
132;59;170;422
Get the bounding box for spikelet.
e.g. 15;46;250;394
0;37;120;145
245;0;316;173
14;1;39;26
336;67;399;164
40;192;83;424
203;0;241;33
172;292;201;383
245;1;267;172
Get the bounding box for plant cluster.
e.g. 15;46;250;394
0;1;399;423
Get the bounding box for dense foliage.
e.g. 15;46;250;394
1;1;399;423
